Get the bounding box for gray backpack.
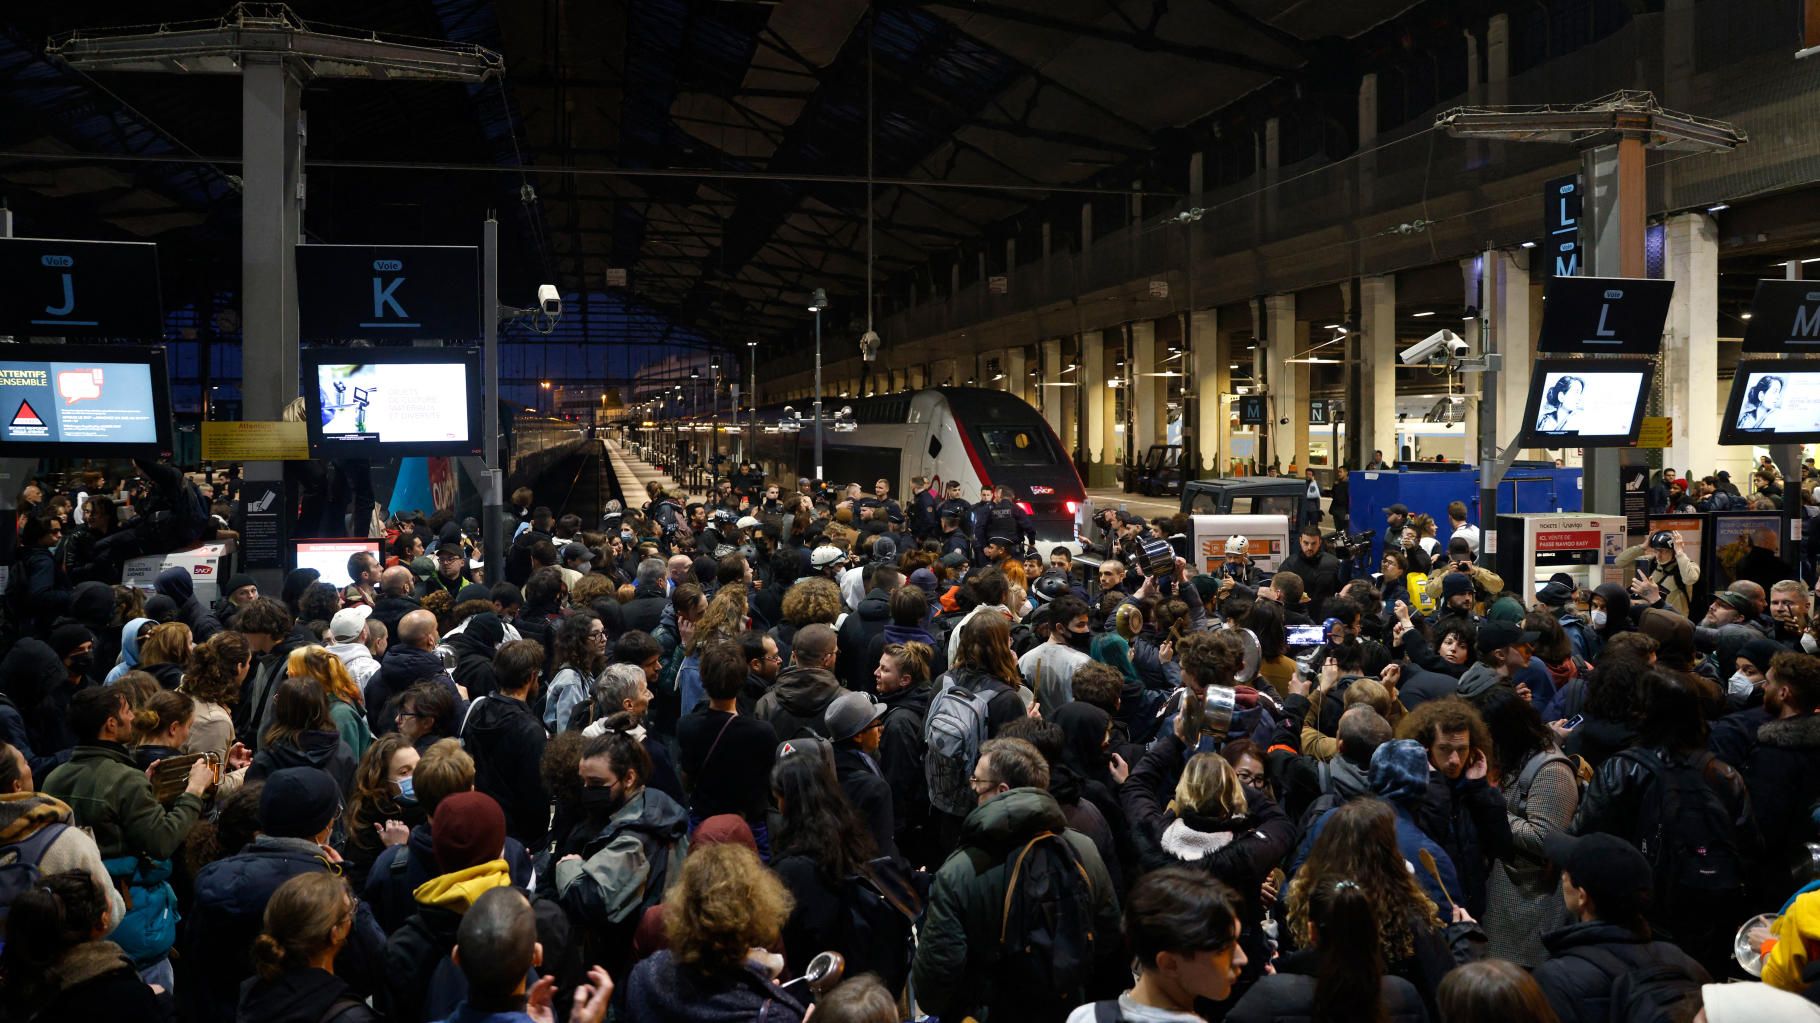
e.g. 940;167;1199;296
924;672;995;817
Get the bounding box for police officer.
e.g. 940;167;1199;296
936;480;971;530
858;478;902;525
938;507;972;561
973;484;1037;557
909;475;939;541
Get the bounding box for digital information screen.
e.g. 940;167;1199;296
294;539;381;588
312;357;477;453
1719;360;1820;444
1519;359;1652;448
0;352;166;454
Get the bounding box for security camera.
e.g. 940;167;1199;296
537;284;562;317
1399;329;1468;365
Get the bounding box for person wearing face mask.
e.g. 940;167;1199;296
1710;638;1792;768
1019;595;1095;718
552;725;690;988
337;735;422;889
459;639;551;850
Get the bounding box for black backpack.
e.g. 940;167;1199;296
835;858;920;995
1618;749;1745;903
995;830;1099;1020
1565;945;1704;1023
0;823;67;944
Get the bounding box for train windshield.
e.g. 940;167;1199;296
977;425;1059;467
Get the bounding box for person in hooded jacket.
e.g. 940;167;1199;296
0;870;161;1023
106;616;155;684
154;565;222;642
1293;740;1463;914
1738;649;1820;902
0;637;74;778
1710;636;1788;768
383;792;515;1023
189;768;386;1023
245;679;358;796
864;583;949;685
461;639;551;849
1118;734;1294;1001
549;724;690;989
237;872;382;1023
1055;701;1130;857
754;623;846;741
443;611;504;701
835;565;900;695
66;581;121;675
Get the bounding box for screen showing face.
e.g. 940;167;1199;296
1731;371;1820;435
294;540;380;588
1530;370;1646;437
0;360;160;446
315;361;471;445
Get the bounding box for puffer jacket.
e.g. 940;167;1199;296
1531;920;1710;1023
754;665;846;741
187;836;387;1023
383;859;513;1023
910;787;1122;1022
836;588;893;694
624;950;806;1023
155;565;223;641
1743;712;1820;897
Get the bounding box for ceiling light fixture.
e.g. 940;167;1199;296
1411;310;1435;317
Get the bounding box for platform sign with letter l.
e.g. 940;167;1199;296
1539;174;1582;280
296;244;480;340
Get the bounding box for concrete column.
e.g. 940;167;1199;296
949;261;960;300
1041;339;1065;434
1487;14;1510;107
1263;118;1280;237
1003;346;1027;403
1188;151;1204;197
1358;73;1378;210
1487;249;1532;451
1664;0;1696;109
1193;309;1226;474
1081;203;1094;279
1460;257;1483;463
1663;213;1720;479
1082;331;1107;478
1263;295;1299;469
1360;275;1397;467
1131;320;1160;452
1005;238;1016;274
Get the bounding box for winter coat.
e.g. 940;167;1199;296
836;588;893;694
442;631;500;701
370;593;423;647
1562;714;1639;769
246;729;357;795
623;950;807;1023
1743;713;1820;896
937;664;1029;738
365;824;534;935
190;836;387;1023
910;787;1122;1022
236;966;382;1023
237;623;317;750
155;566;223;641
833;745;898;861
365;644;462;737
0;791;125;931
620;582;668;636
41;741;201;861
1225;972;1428;1023
550;788;690;982
30;942;162;1023
1530;921;1710;1023
13;543;71;636
1483;748;1578;967
1295;800;1461;915
753;665;845;741
879;682;935;860
460;694;550;848
383;859;513;1023
326;642;380;697
0;637;72;778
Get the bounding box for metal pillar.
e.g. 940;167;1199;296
813;310;824;480
480;218;507;559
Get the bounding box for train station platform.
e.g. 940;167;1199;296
604;441;696;504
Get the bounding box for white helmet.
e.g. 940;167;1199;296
1225;535;1248;557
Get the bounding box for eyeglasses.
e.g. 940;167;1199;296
969;773;1000;791
587;629;607;639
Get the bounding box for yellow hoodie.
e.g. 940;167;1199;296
1764;889;1820;993
410;858;512;913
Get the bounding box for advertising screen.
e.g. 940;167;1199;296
294;539;381;588
0;344;172;457
1518;358;1653;448
303;347;483;456
1718;360;1820;444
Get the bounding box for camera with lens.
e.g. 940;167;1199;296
1326;529;1376;561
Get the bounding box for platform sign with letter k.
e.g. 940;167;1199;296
361;258;419;329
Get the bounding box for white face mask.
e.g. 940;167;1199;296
1728;671;1757;698
1590;610;1608;629
1804;633;1819;655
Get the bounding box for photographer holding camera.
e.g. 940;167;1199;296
1420;537;1505;618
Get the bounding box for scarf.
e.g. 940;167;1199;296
1546;657;1578;691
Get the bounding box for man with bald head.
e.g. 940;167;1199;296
372;563;424;645
444;887;613;1023
666;554;694;593
365;607;465;735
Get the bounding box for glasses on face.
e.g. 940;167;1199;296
969;773;1000;792
588;628;607;639
1235;768;1264;787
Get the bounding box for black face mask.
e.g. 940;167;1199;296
67;652;94;676
1066;629;1094;653
579;784;626;817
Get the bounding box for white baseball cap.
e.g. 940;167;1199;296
811;545;845;568
329;604;372;642
737;515;761;530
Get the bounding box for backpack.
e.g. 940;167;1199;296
1566;945;1704;1023
995;830;1099;1018
835;859;920;994
1404;572;1436;615
1618;749;1745;902
924;673;995;817
0;823;66;944
1514;750;1587;817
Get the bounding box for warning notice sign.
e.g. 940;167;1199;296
0;359;158;447
9;400;46;436
1535;529;1602;552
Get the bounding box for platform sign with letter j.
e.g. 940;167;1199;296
0;238;163;338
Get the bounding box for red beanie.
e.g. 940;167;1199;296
431;791;507;873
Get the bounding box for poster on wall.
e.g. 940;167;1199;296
1709;513;1787;592
1620;465;1649;542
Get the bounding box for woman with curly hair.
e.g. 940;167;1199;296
286;645;373;762
183;630;251;757
0;871;161;1022
677;586;748;714
1286;798;1452;1016
624;843;804;1022
772;575;841;666
544;612;608;733
336;734;422;888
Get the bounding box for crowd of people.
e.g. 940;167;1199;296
5;457;1820;1023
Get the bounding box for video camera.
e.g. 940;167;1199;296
1326;529;1376;561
